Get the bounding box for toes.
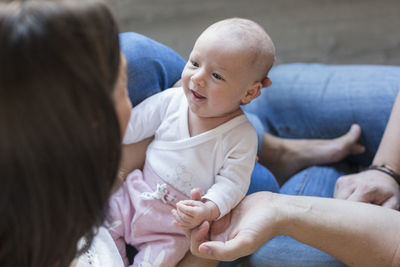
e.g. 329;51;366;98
341;124;364;155
346;124;362;142
328;124;363;161
339;124;361;146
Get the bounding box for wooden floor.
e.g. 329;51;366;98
107;0;400;66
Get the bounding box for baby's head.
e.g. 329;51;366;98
182;17;275;119
204;18;276;82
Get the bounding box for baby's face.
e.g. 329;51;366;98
181;30;256;119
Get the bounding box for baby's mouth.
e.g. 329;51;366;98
191;90;206;99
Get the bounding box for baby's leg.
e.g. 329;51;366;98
108;187;134;266
259;124;364;185
129;163;190;267
133;236;188;267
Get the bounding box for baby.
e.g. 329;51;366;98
108;17;275;267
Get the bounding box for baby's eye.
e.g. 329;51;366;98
212;73;224;81
191;61;199;67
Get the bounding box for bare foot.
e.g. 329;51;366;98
258;124;365;185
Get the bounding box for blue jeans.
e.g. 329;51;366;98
120;32;400;266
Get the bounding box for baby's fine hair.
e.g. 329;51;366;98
207;17;276;81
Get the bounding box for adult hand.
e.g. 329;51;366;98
187;191;281;262
334;170;400;209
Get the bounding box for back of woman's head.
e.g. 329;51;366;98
0;1;121;266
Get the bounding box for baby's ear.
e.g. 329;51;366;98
262;77;272;88
240;81;263;105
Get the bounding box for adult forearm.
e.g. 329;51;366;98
278;194;400;267
373;92;400;173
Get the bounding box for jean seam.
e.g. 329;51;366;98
297;167;312;195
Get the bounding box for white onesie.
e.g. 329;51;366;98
123;87;257;218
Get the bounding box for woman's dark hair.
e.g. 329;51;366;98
0;0;121;266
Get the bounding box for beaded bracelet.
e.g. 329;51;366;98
365;164;400;185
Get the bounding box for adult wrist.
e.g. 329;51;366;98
271;193;303;237
364;164;400;185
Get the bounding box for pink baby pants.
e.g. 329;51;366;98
108;163;189;267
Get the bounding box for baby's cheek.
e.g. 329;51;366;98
181;66;190;79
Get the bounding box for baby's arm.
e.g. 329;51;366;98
172;199;220;229
203;123;258;217
173;122;258;229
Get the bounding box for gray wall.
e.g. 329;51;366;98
108;0;400;65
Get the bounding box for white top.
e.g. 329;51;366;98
124;87;257;218
71;227;124;267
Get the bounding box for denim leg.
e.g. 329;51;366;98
119;32;186;107
244;163;355;267
248;162;280;195
243;63;400;166
244;236;347;267
280;162;356;197
244;112;265;153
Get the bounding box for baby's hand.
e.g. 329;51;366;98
172;200;219;229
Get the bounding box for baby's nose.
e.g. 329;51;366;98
191;71;206;87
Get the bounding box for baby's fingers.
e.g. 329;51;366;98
177;201;200;216
172;208;193;228
177;207;194;222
